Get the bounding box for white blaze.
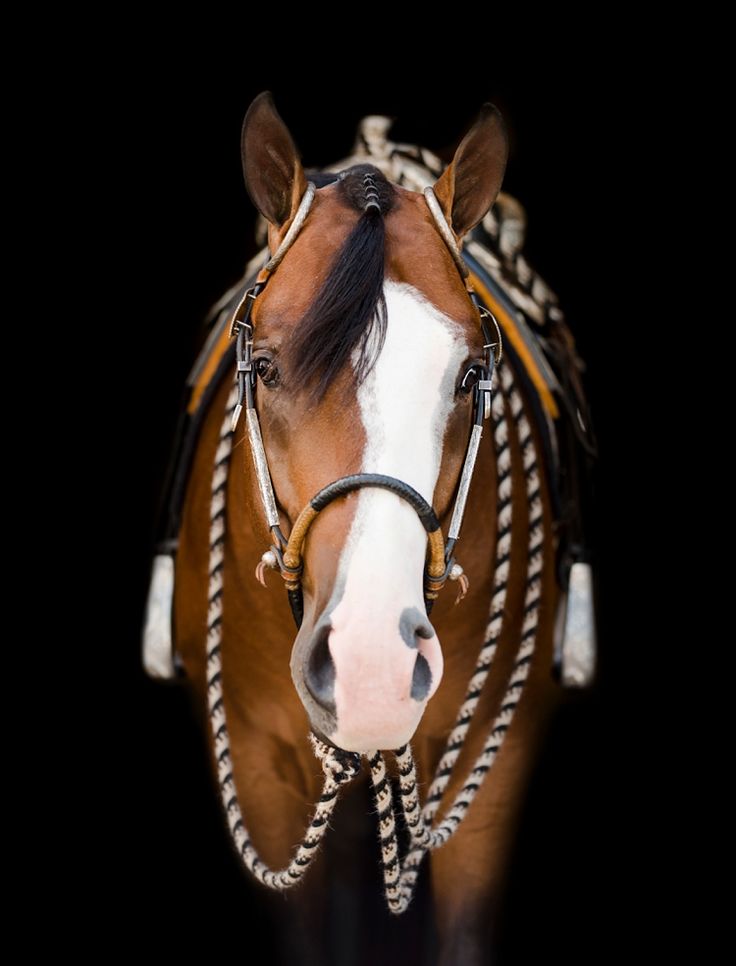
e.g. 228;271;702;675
327;281;466;751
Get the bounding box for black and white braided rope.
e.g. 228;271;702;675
359;381;510;908
366;362;545;913
206;383;361;890
423;374;514;818
206;361;544;910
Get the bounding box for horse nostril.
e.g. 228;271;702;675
411;653;432;701
399;606;435;649
400;607;435;700
305;624;336;713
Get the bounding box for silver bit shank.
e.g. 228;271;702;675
448;424;483;541
246;407;281;529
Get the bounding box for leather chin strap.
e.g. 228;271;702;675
231;182;502;629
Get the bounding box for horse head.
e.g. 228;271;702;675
240;93;508;753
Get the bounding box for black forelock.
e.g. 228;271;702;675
285;165;394;400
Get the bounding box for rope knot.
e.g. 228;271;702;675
309;734;362;783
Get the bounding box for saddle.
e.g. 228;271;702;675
142;117;597;687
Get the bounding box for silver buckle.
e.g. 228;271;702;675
478;379;493;420
229;289;259;338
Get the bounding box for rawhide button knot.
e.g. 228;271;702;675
310;734;362;781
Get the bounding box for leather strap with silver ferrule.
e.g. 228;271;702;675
423;187;503;559
228;185;318;543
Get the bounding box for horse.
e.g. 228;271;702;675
148;92;595;965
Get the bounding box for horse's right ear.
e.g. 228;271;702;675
241;92;307;231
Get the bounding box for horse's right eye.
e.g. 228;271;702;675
458;365;481;395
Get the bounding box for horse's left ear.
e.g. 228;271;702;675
241;91;308;233
432;103;509;239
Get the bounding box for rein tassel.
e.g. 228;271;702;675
255;548;278;587
449;563;470;604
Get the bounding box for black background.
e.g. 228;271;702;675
96;47;654;963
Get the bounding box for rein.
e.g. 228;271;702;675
205;184;543;914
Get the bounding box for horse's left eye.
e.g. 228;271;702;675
458;365;481;395
254;356;280;388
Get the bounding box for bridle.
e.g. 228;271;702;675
229;183;502;629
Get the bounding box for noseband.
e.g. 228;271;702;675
230;184;501;629
266;474;447;627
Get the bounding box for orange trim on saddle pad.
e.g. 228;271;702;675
468;273;559;420
187;326;232;414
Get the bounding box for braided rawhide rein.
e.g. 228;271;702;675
366;364;544;912
207;383;361;889
206;360;544;910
